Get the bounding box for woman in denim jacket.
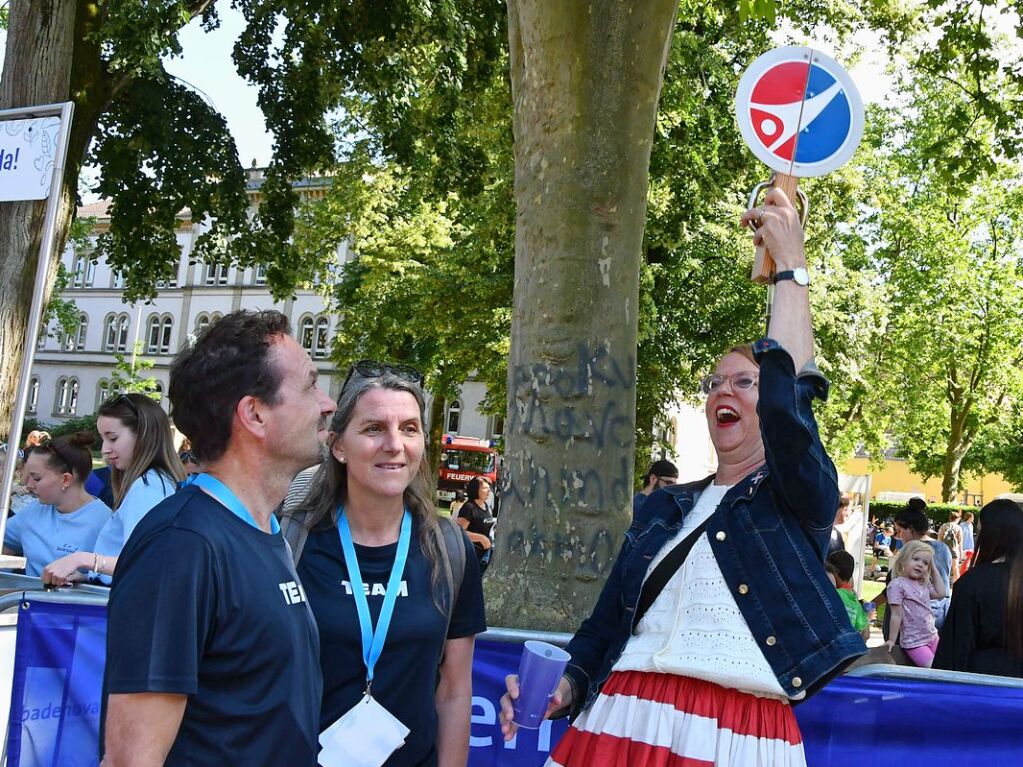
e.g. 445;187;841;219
501;189;866;766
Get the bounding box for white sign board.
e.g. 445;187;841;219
0;116;62;202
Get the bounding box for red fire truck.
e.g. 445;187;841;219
436;435;499;504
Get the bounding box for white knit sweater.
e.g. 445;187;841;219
612;484;789;700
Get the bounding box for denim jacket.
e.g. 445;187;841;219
562;339;867;716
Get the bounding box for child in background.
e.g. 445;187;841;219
826;550;871;642
885;539;947;667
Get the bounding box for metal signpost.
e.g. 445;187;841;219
0;102;75;558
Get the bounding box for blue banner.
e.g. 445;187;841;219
7;604;1023;767
470;638;1023;767
6;600;106;767
469;640;569;766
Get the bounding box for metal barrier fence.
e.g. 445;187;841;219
0;574;109;767
4;571;1023;767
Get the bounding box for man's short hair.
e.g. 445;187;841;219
646;459;678;481
826;550;856;583
169;310;291;463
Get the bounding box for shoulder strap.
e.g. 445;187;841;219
280;507;310;566
433;516;467;629
632;518;711;631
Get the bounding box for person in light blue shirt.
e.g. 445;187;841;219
3;432;111;577
41;393;185;586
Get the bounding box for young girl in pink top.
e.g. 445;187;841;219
886;539;948;667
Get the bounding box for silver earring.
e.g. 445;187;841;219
339;456;346;464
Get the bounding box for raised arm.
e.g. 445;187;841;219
742;187;814;370
742;189;838;534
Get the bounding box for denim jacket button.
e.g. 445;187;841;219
792;676;802;688
715;531;726;541
765;635;777;646
738;584;749;595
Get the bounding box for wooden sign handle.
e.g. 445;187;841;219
751;173;800;284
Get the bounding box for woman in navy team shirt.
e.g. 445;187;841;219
41;393;184;585
3;432;111;576
291;362;486;767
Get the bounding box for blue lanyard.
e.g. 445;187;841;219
338;507;412;691
191;473;281;534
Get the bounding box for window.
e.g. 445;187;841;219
156;261;179;289
55;377;79;415
147;315;173;353
76;313;88;350
68;378;80;415
27;377;39;414
36;329;46;350
489;415;505;440
204;263;229;286
313;317;329;359
64;313;88;350
300;316;315;353
254;264;268;285
97;379;111;409
159;316;172;353
103;314;117;351
147;314;161;353
104;313;130;352
116;314;129;352
445;400;461;434
112;271;125;289
194;313;210;335
153;381;164;404
72;254;86;288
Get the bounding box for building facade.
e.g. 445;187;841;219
27;166;499;442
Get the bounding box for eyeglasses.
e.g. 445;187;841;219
179;451;198;464
339;359;424;400
700;372;759;395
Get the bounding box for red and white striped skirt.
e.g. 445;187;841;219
545;670;805;767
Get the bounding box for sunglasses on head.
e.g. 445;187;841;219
105;393;140;418
339;360;424;400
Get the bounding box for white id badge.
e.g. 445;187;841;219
318;693;410;767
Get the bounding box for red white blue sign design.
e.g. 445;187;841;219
735;47;864;177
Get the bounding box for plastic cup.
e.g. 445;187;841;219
512;640;571;729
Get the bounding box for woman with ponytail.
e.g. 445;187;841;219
2;432;111;577
41;393;185;585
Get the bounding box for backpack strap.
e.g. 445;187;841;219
277;468;321;566
280;506;310;566
433;515;467;637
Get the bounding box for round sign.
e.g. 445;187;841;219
735;46;864;177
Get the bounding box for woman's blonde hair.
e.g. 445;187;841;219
721;343;758;367
98;393;185;508
892;539;934;581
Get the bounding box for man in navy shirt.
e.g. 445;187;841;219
102;310;336;767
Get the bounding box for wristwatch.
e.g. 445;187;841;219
772;267;810;286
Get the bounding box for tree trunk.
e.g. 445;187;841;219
0;0;108;437
941;400;974;502
428;393;447;486
487;0;679;631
